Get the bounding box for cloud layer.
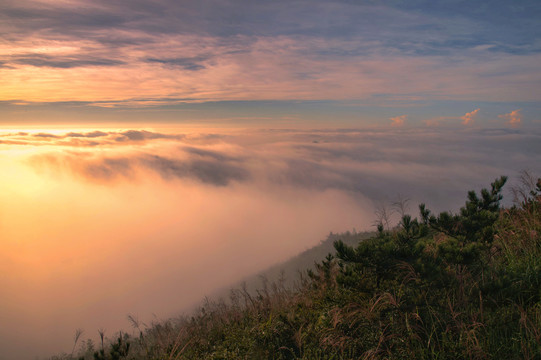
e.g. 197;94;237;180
3;126;539;201
1;126;541;359
1;0;540;105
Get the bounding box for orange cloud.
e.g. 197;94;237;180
2;34;541;105
499;109;522;126
390;114;407;126
460;108;480;125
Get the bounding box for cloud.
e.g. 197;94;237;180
2;35;540;104
66;131;108;138
81;156;135;180
30;147;249;186
141;154;249;185
8;54;125;68
2;126;541;358
33;132;60;138
460;108;480;125
499;109;522;126
115;130;173;142
390;114;407;126
16;126;541;229
145;56;208;71
19;127;541;207
424;108;480;126
1;1;540;105
2;130;185;147
183;146;242;162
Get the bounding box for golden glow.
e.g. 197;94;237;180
0;125;374;358
4;34;540;105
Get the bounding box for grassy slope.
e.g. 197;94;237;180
54;177;541;360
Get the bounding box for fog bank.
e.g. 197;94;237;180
0;126;539;359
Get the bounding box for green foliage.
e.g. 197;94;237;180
55;175;541;360
423;176;507;244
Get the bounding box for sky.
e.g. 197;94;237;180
1;1;541;359
1;0;541;126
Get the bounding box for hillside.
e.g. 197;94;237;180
51;175;541;360
225;230;373;296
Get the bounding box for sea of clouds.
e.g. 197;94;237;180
0;126;539;359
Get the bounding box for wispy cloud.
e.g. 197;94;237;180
499;109;522;127
8;53;125;68
10;127;539;205
1;1;540;106
144;56;208;71
66;131;108;138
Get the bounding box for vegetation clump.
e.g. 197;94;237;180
55;175;541;359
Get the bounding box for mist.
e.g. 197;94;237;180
0;126;539;359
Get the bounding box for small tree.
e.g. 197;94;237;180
421;176;507;245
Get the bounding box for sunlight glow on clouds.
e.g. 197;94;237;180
460;108;480;125
2;39;540;105
1;0;540;358
1;0;540;108
499;109;522;127
390;115;407;127
1;125;540;358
